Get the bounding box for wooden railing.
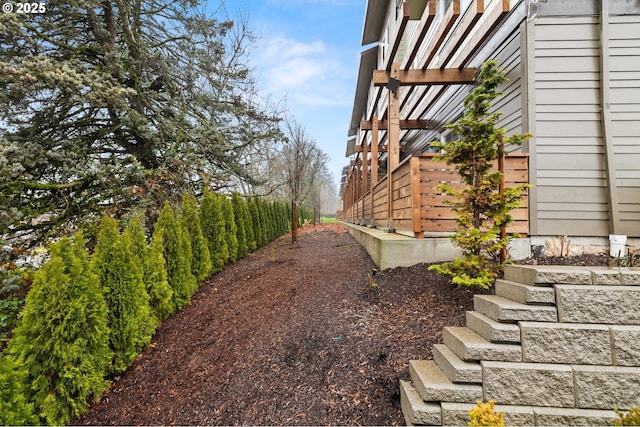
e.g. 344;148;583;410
340;153;529;237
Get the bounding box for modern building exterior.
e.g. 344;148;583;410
340;0;640;259
341;2;640;424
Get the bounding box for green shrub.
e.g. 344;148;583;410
428;60;530;289
200;190;228;273
231;193;248;258
92;217;154;374
181;193;212;283
146;228;174;320
220;195;239;263
123;215;173;321
468;400;505;426
246;197;259;250
614;407;640;426
255;197;268;247
155;203;197;312
9;233;111;425
0;352;38;425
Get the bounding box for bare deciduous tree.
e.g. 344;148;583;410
280;119;327;242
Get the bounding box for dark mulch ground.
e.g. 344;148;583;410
73;224;611;426
73;223;475;426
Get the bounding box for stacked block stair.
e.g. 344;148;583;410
400;265;640;426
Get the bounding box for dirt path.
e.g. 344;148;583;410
74;223;474;426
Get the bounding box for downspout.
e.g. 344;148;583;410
599;0;621;234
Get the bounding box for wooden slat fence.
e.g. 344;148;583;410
339;153;529;237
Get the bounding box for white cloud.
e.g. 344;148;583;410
255;35;353;108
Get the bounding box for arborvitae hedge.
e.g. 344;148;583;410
146;228;174;320
1;192;298;424
0;353;37;425
242;197;256;252
231;193;248;258
200;190;228;273
8;234;111;426
155;203;197;312
92;217;154;374
220;195;239;263
181;193;212;283
124;215;173;321
247;197;261;249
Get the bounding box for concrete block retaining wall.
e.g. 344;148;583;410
400;265;640;426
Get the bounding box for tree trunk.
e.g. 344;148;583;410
291;200;298;243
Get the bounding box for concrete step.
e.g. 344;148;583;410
441;402;616;426
474;294;557;323
466;310;521;343
432;343;482;384
495;279;555;305
441;402;534;426
399;380;442;426
443;326;522;362
504;264;592;285
409;360;482;404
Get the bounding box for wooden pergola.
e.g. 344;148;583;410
339;0;528;238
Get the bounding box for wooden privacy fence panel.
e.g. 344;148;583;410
390;158;415;234
419;153;529;234
372;177;388;228
340;153;529;237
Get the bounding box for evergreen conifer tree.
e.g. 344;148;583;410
9;234;111;425
248;198;263;248
221;195;239;263
428;60;531;289
146;229;174;319
0;353;38;425
200;190;228;272
92;217;154;373
155;203;197;311
231;193;248;258
243;197;257;252
181;193;212;283
124;214;173;321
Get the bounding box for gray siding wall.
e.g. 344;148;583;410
528;15;640;237
611;15;640;235
400;8;526;158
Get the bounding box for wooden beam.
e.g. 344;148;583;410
371;116;379;188
360;119;432;130
373;67;476;86
385;2;412;71
420;0;460;69
402;0;436;70
449;0;510;68
437;0;485;67
387;63;401;172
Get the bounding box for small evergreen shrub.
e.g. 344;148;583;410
155;203;197;312
181;193;212;283
248;197;263;248
123;215;173;320
0;353;38;425
468;400;505;426
200;190;228;273
9;233;111;425
146;228;174;320
428;60;531;289
92;217;154;374
614;407;640;426
243;196;256;251
231;193;248;258
220;195;239;263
